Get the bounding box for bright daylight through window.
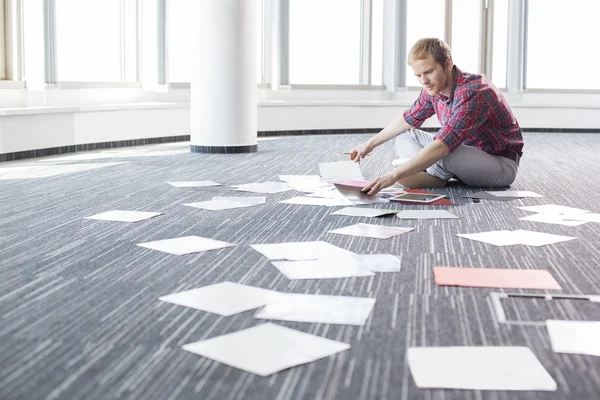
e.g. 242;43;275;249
405;0;445;86
491;0;508;88
289;0;361;84
56;0;122;81
527;0;600;90
451;0;480;74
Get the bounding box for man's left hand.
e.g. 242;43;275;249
361;172;399;195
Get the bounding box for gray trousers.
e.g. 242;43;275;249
395;129;519;187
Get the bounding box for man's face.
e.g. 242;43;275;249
410;55;452;96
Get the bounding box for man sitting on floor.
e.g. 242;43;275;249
348;38;523;194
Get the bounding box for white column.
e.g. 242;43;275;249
191;0;257;153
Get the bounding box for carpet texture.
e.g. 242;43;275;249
1;132;600;400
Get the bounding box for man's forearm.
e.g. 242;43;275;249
366;117;413;150
393;139;450;180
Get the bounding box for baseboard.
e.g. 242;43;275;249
2;127;599;162
0;135;190;162
257;127;600;136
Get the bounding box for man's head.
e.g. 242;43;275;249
408;38;454;96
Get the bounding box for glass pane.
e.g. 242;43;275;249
168;0;193;82
491;0;508;88
289;0;361;84
451;0;480;73
527;0;600;89
406;0;446;85
256;0;263;83
168;0;263;83
56;0;122;81
371;0;384;85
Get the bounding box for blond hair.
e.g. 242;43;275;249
408;38;452;67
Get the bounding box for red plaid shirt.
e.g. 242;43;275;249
403;66;523;155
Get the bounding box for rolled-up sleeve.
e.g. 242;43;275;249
403;90;435;128
434;90;488;152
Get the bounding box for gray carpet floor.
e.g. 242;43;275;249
1;132;600;400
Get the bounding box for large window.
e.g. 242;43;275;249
370;0;384;85
405;0;446;85
256;0;263;83
0;0;5;80
527;0;600;90
491;0;508;88
167;0;193;82
451;0;480;74
289;0;361;84
55;0;124;81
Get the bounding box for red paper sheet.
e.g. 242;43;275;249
433;266;561;290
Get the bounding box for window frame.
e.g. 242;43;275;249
3;0;600;94
46;0;140;87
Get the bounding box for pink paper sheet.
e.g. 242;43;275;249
433;266;561;290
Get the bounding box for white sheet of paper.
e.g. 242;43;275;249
306;189;345;199
328;223;414;239
279;196;353;207
250;241;355;261
395;210;458;219
517;205;590;214
457;230;520;246
332;207;399;217
458;230;575;246
546;320;600;356
379;186;407;195
318;161;364;180
137;235;234;255
486;190;545;198
255;293;376;326
167;181;221;187
520;213;588;226
183;199;256;210
271;259;375;280
85;210;161;222
408;347;557;391
159;282;280;316
212;196;266;205
232;182;292;194
558;212;600;223
182;323;350;377
511;230;576;246
351;254;401;272
278;175;322;182
285;182;334;192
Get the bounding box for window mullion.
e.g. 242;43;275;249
383;0;406;90
480;0;494;76
157;0;166;85
506;0;526;93
43;0;58;84
263;0;274;85
359;0;372;85
444;0;452;47
0;0;6;79
278;0;289;86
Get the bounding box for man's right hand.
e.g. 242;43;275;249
348;142;372;163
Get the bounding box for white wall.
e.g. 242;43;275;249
0;107;188;153
1;86;599;154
